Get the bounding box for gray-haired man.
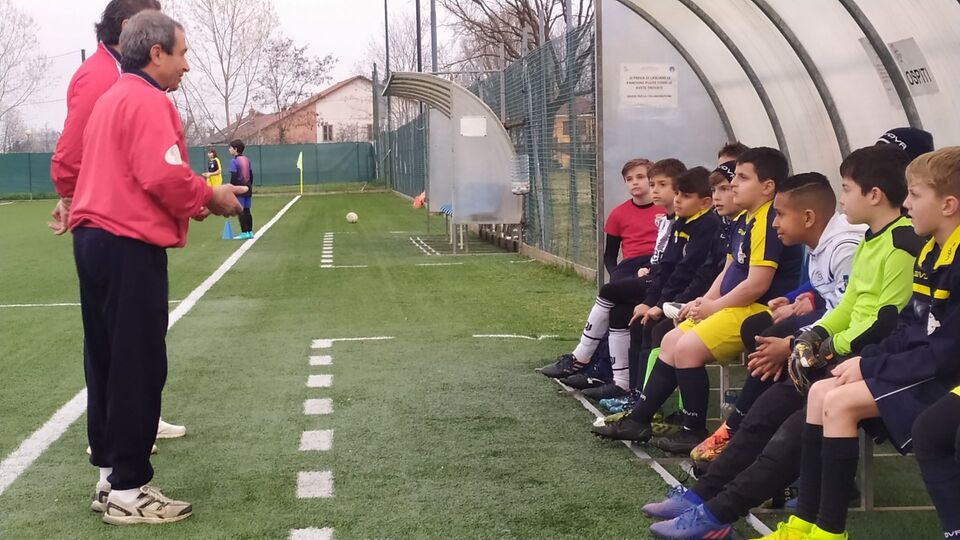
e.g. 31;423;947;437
70;10;247;525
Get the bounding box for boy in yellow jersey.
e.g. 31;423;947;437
593;148;803;453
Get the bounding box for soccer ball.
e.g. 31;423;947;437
345;212;359;223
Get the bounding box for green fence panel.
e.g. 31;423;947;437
0;143;376;197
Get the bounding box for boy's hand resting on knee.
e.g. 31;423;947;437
747;335;791;381
832;357;863;385
691;298;718;321
640;306;664;325
629;304;651;326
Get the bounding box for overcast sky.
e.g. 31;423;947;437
14;0;433;131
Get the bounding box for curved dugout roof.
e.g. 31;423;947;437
383;72;523;224
614;0;960;179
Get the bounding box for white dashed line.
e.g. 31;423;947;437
309;355;333;366
307;375;333;388
299;430;333;452
304;399;333;415
297;471;334;498
290;528;333;540
311;337;394;349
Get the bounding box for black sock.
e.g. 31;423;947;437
817;437;859;534
795;423;824;524
630;359;676;422
675;366;709;432
726;374;773;434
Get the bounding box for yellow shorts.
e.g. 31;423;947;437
678;304;770;365
207;174;222;187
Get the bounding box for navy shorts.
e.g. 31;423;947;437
867;376;957;454
239;195;252;209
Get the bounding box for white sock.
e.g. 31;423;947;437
609;328;631;389
99;467;112;484
572;296;614;362
111;487;143;505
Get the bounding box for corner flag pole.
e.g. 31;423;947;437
297;151;304;194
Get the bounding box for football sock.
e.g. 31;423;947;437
630;359;676;422
796;423;824;524
572;296;614;362
817;436;859;534
675;366;709;432
609;327;630;389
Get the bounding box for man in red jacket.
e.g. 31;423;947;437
50;1;191;444
71;10;246;525
50;0;159;232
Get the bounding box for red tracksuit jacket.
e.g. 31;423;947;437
69;72;212;248
50;43;122;199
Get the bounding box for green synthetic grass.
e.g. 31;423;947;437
0;194;944;539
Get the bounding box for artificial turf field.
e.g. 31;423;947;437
0;193;944;539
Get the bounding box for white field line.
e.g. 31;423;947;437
304;399;334;415
0;196;302;498
320;265;368;269
290;528;334;540
307;375;333;388
472;334;559;341
299;430;333;452
311;337;394;349
309;355;333;366
409;236;441;256
409;236;433;256
1;300;183;309
296;471;334;498
552;379;773;537
417;237;442;256
0;201;15;206
415;263;463;267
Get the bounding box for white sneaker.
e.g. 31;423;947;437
102;485;192;525
91;481;111;513
156;418;186;439
86;445;158;455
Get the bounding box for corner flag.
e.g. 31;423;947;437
297;151;304;194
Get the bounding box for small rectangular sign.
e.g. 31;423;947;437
460;116;487;137
619;63;678;108
888;37;939;97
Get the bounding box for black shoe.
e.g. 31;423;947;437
650;427;709;454
591;414;652;442
582;383;631;400
559;373;607;390
538;353;588;378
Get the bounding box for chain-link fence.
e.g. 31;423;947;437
376;24;598;269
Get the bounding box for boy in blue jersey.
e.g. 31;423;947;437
229;139;254;239
770;147;960;540
592;148;803;454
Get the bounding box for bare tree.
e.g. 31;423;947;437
169;0;277;138
257;38;336;114
440;0;593;66
362;10;454;126
0;0;48;123
0;109;26;152
254;37;337;144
